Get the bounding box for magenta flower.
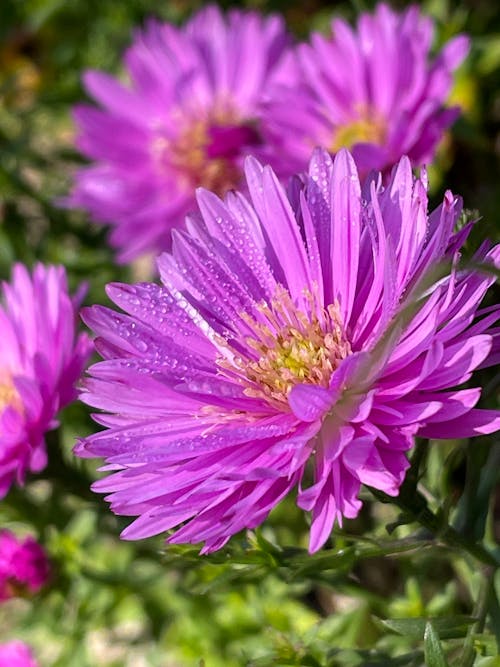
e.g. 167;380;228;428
265;3;469;178
0;641;38;667
0;264;92;497
66;5;293;262
77;149;500;554
0;530;50;600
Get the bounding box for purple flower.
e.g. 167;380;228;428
0;530;50;600
66;5;293;262
265;3;469;178
0;264;92;497
77;149;500;554
0;641;38;667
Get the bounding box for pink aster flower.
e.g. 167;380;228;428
265;3;469;178
0;263;92;497
0;530;50;600
77;148;500;554
65;5;293;262
0;641;39;667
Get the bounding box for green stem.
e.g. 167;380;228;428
369;486;499;568
459;566;494;667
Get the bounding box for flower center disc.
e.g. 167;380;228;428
218;287;351;412
331;108;386;152
153;111;261;196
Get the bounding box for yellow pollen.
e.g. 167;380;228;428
0;372;22;414
217;286;351;412
331;108;386;152
152;108;252;197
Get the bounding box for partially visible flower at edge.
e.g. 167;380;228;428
0;640;39;667
0;530;50;601
64;4;294;262
264;2;469;179
0;263;92;497
77;148;500;554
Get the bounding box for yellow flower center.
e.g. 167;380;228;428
218;287;351;412
152;108;260;196
331;108;386;152
0;372;22;414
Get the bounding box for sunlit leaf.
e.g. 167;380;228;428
424;622;449;667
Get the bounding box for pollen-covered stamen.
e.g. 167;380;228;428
152;109;261;196
217;286;351;411
0;371;22;414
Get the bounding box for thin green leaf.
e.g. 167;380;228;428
424;622;449;667
380;615;476;640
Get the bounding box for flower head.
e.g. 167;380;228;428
77;148;500;553
66;5;293;261
0;641;38;667
265;3;469;178
0;264;92;497
0;530;50;600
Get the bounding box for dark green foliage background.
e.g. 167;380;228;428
0;1;499;665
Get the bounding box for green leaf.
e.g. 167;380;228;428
380;615;476;640
424;622;449;667
282;546;356;577
475;658;500;667
454;441;500;542
487;587;500;653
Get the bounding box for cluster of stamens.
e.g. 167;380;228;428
218;287;351;412
152;107;259;196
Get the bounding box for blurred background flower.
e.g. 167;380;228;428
0;640;38;667
64;5;293;262
264;3;469;178
0;530;50;601
0;264;91;497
